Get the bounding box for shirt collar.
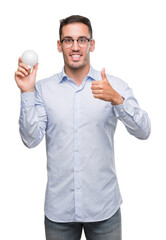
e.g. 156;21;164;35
59;65;96;84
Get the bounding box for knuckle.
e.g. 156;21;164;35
18;66;22;71
18;63;22;68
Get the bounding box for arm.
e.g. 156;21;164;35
91;68;151;140
15;57;47;148
113;87;151;140
19;86;47;148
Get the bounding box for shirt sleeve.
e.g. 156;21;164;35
19;84;47;148
112;79;151;140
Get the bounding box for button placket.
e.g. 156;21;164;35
73;90;83;221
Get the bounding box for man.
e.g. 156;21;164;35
15;15;151;240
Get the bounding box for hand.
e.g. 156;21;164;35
91;68;124;105
15;57;38;93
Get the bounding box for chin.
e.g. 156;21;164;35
68;59;90;69
68;62;86;69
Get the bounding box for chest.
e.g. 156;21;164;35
43;82;115;128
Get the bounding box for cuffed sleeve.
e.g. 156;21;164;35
19;85;47;148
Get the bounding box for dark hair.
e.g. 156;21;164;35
59;15;93;40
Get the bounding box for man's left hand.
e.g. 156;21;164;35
91;68;124;105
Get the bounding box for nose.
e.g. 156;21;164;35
72;40;80;50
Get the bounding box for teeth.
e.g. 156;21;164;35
72;55;80;57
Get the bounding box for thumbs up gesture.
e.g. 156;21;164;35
91;68;124;105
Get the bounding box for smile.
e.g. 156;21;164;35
70;54;82;61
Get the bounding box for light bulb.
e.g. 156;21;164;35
21;50;38;69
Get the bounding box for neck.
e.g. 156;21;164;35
64;64;90;86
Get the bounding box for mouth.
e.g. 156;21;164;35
69;53;82;61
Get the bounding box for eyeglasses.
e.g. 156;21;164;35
60;37;91;48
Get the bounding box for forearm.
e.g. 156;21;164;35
19;92;47;148
113;99;151;139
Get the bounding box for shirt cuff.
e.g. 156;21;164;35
113;99;135;118
21;92;35;108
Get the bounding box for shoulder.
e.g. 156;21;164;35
107;73;128;88
36;72;61;86
35;72;62;92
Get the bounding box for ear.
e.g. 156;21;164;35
90;39;95;52
57;40;62;53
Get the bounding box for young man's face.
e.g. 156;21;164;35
57;23;95;71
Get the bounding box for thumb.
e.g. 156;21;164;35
18;57;22;65
101;68;107;81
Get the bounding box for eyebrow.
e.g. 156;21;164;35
63;36;88;39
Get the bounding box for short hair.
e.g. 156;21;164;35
59;15;93;40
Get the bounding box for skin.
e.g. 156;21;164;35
57;23;95;86
15;58;38;93
15;22;123;105
91;68;124;105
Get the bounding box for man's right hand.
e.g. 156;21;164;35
15;57;38;93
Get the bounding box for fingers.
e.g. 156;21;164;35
91;81;103;98
91;80;101;86
17;66;29;76
16;57;32;77
91;89;103;94
19;62;30;71
18;57;30;70
91;81;102;90
15;59;39;81
93;94;103;99
15;70;26;78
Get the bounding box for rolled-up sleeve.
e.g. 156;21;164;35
19;84;47;148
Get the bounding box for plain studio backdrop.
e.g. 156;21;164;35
0;0;165;239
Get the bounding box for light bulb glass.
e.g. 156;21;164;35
21;50;38;68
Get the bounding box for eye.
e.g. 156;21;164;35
64;39;73;44
78;38;86;43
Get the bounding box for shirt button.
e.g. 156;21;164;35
120;109;123;113
75;149;79;152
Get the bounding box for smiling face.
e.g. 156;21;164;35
57;23;95;73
